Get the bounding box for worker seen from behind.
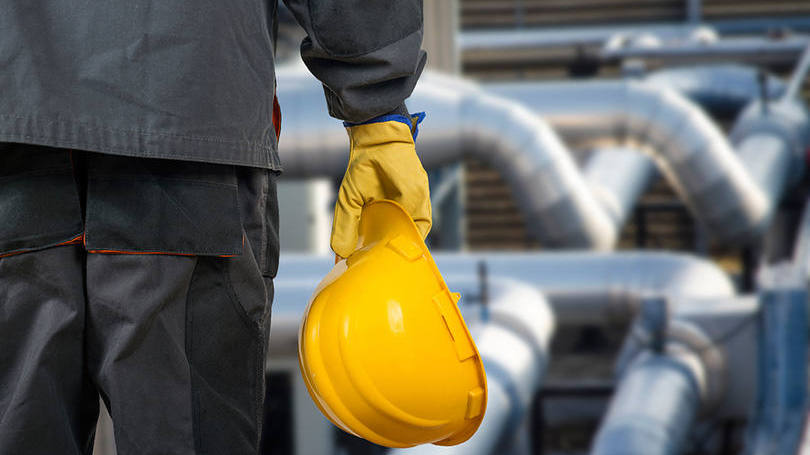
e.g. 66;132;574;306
0;0;431;453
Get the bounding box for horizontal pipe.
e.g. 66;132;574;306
460;25;810;54
601;36;809;62
460;24;715;51
278;251;736;326
645;65;786;117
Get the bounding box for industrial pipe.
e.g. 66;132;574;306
279;251;736;326
583;147;656;227
460;26;810;55
590;353;702;455
460;24;716;52
591;294;748;455
488;79;809;245
744;265;808;455
646;65;786;117
277;63;805;249
600;36;810;65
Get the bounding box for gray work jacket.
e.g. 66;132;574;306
0;0;426;170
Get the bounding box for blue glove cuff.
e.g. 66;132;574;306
344;112;426;141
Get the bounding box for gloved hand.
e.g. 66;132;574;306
331;113;431;258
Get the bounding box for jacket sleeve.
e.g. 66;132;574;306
281;0;427;123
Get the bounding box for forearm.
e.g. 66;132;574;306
282;0;426;123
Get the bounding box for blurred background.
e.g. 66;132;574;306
96;1;810;454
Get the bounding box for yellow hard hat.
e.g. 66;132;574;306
298;199;487;448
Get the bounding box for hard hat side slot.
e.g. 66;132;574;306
465;388;485;419
433;290;476;361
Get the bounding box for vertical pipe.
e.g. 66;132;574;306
745;265;808;455
686;0;702;24
783;45;810;102
735;134;793;217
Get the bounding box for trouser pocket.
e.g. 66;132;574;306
0;143;83;257
83;153;243;256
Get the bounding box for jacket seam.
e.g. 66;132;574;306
0;228;82;245
0;230;84;258
0;133;282;170
0;113;275;145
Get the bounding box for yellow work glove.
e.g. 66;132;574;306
331;113;432;258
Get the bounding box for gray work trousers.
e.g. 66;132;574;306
0;144;279;454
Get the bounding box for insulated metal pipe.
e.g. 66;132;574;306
583;147;656;228
277;67;621;249
278;251;736;326
279;64;789;249
744;265;808;455
735;134;794;209
488;79;809;245
460;24;716;52
590;353;702;455
460;26;810;55
645;65;785;117
600;36;809;63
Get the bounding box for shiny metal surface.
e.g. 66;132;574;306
646;65;785;116
584;147;656;228
460;24;715;51
488;79;808;245
590;353;703;455
277;63;808;248
278;251;736;326
601;36;810;62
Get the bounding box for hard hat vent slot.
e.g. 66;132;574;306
433;290;475;361
465;388;485;419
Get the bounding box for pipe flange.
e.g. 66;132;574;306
665;319;726;414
